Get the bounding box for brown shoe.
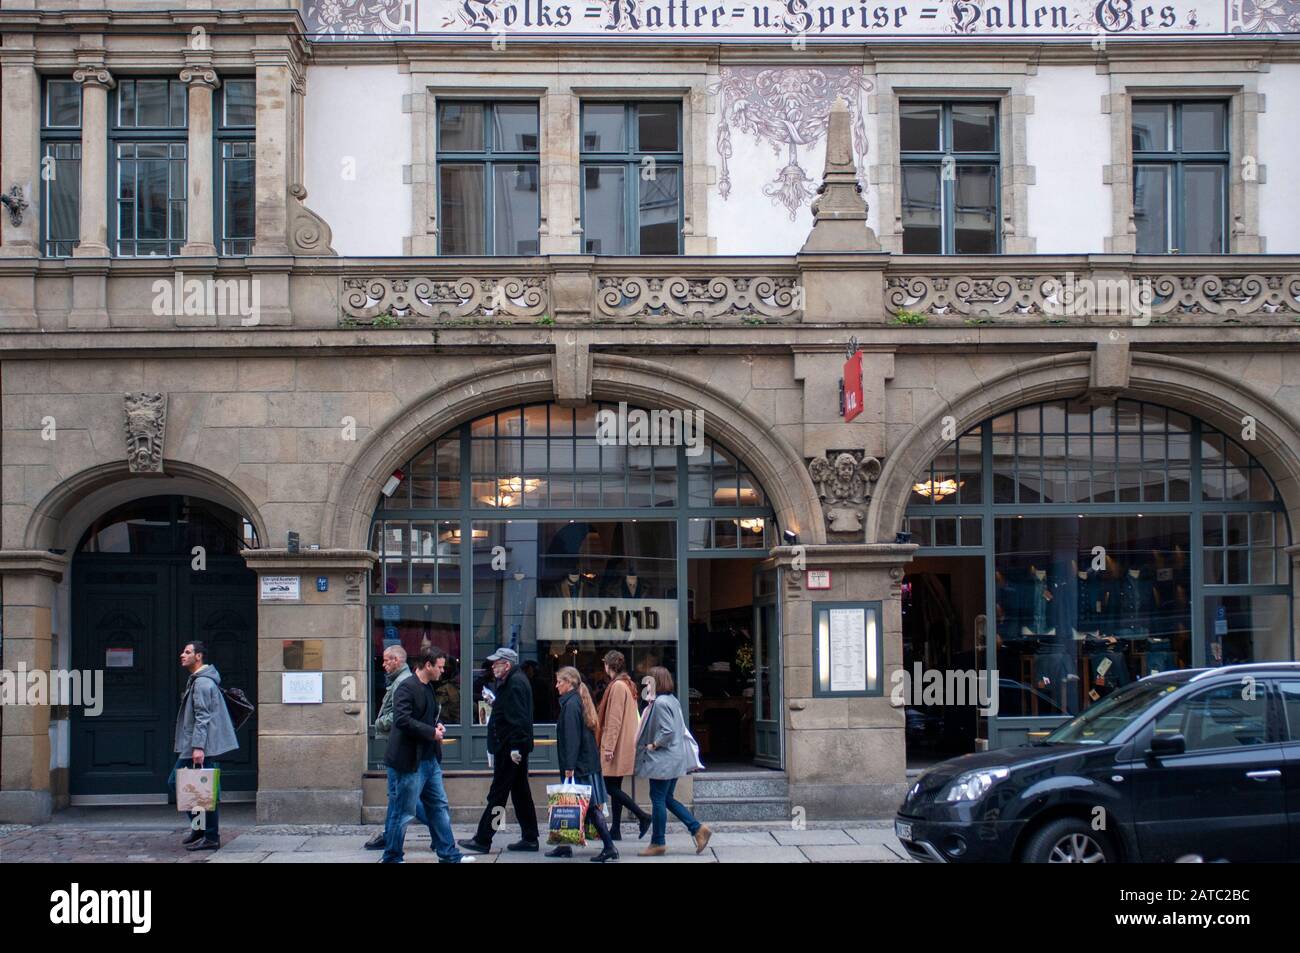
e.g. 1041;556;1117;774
693;826;712;854
638;845;667;857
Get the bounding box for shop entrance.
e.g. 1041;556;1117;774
69;496;259;800
686;558;781;768
901;555;987;768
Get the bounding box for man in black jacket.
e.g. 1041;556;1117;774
381;650;472;864
459;647;539;853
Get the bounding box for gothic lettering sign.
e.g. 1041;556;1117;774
305;0;1300;39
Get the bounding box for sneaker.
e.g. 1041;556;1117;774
590;847;619;863
545;845;573;858
693;825;712;854
638;816;652;840
364;831;385;850
507;839;540;852
457;838;491;854
439;854;476;864
186;838;220;852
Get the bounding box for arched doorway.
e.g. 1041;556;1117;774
70;495;259;800
365;401;784;770
899;397;1293;762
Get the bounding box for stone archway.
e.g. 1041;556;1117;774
324;352;823;551
868;351;1300;545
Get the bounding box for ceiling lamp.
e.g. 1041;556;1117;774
912;478;962;501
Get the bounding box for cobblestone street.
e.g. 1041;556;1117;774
0;807;912;864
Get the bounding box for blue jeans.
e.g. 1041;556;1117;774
171;757;220;843
382;758;460;863
648;777;700;847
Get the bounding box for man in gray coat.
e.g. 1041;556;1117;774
364;645;424;850
173;640;239;851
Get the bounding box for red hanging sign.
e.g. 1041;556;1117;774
842;350;864;421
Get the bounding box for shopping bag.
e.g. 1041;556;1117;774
546;783;592;847
176;767;220;813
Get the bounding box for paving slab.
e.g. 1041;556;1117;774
700;831;779;846
800;844;910;863
206;851;271;863
845;828;902;846
222;835;310;853
711;846;809;863
772;829;856;846
263;850;382;863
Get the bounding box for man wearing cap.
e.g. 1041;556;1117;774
459;647;539;853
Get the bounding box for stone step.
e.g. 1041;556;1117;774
691;795;791;822
691;773;789;799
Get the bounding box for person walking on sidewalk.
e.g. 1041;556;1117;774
364;645;429;851
548;666;618;863
173;641;239;852
634;666;711;857
381;650;471;864
460;647;540;854
597;650;651;841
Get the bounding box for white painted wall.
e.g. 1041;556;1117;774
1026;67;1111;254
1259;65;1300;254
305;65;411;256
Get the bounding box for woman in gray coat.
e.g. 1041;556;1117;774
633;666;711;856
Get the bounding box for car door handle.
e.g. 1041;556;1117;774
1246;770;1282;781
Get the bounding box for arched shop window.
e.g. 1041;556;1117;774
368;402;775;748
904;399;1291;718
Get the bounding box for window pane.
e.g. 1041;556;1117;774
136;155;170;241
494;163;540;255
1131;102;1172;151
638;165;679;255
582;164;627;255
44;144;80;254
1205;594;1291;666
439;164;486;255
170;81;187;126
1134;165;1170;254
899;103;940;151
46;80;82;127
223;79;256;127
493;103;538;152
1181;102;1226;152
901;164;942;253
582;104;626;152
954;165;997;254
1182;165;1225;254
119;80;136;126
951;103;996;152
1154;685;1267;751
135;80;171;127
637;103;679;152
223;150;255;247
439;102;485;152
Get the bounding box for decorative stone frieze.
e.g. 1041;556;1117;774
340;275;547;321
124;392;167;474
595;275;801;320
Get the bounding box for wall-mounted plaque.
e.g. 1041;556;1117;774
282;671;324;704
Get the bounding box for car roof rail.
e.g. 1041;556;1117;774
1189;662;1300;682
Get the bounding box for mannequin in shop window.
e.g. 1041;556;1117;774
1145;548;1178;673
1074;559;1129;700
610;568;653;600
553;569;593;600
1115;562;1160;677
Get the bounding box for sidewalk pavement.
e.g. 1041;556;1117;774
0;807;913;863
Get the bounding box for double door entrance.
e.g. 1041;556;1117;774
70;555;258;799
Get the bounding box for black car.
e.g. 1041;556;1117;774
895;663;1300;862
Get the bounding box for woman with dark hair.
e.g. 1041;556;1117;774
633;665;711;857
596;650;652;840
551;666;618;863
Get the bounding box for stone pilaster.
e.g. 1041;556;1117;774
240;548;376;823
0;551;68;824
541;91;581;254
180;66;221;258
251;55;292;257
0;40;40;258
71;66;114;259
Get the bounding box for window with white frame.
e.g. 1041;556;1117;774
111;78;188;257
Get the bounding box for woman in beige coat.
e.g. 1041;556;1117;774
596;650;652;840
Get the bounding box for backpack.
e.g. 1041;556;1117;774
222;685;256;732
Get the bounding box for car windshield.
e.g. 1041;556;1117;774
1043;679;1182;745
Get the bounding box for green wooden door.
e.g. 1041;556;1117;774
753;568;782;768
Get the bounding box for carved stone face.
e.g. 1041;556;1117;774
834;454;857;483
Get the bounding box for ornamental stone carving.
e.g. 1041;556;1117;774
124;393;166;474
288;184;339;256
808;451;882;535
341;275;547;321
596;275;801;320
179;67;221;90
72;67;116;90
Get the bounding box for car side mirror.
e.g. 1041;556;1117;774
1148;733;1186;758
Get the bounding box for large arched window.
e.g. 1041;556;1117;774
904;398;1291;723
367;402;777;765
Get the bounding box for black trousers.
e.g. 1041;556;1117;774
474;751;539;844
606;775;649;830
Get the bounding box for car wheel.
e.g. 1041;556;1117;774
1021;818;1114;864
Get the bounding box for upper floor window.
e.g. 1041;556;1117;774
112;79;188;257
437;101;540;256
1132;101;1228;255
218;78;256;256
899;101;1000;254
580;102;682;256
41;79;82;258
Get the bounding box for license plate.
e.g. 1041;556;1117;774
895;820;912;841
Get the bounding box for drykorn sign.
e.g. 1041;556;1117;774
305;0;1300;40
537;597;680;641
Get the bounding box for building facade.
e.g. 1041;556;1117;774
1;0;1299;825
